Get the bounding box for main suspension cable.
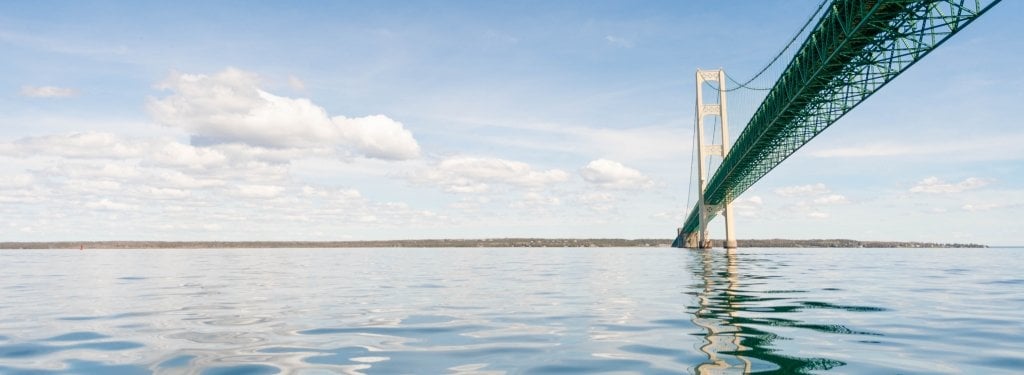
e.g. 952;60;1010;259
705;0;829;92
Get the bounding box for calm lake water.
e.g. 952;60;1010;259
0;247;1022;374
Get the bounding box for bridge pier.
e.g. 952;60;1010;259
723;203;737;249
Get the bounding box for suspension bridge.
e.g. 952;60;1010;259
673;0;1002;249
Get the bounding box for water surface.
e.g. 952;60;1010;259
0;247;1021;374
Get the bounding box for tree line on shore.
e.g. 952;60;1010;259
0;238;986;249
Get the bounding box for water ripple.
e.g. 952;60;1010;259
0;247;1021;373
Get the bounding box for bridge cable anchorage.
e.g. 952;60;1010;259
678;0;1004;238
705;0;830;93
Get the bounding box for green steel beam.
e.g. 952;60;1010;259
676;0;1001;247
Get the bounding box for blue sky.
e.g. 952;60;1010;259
1;1;1021;245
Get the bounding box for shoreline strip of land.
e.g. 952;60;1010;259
0;239;987;249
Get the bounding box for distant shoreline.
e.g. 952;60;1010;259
0;238;987;249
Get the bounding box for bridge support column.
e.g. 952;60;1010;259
723;203;737;250
687;69;736;249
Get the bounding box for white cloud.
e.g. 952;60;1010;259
154;170;225;189
140;187;191;199
962;203;997;212
775;183;829;197
732;195;764;217
84;199;135;211
445;182;490;194
458;121;689;163
910;177;988;194
0;174;35;189
771;184;848;219
808;135;1024;161
94;163;142;179
70;179;122;191
147;67;420;160
580;159;652;189
579;192;614;203
450;196;492;211
605;35;634;48
813;194;849;205
0;133;455;238
20;85;76;98
482;30;519;45
208;143;331;165
288;75;306;91
418;156;569;193
511;192;562;209
301;185;362;202
810;143;908;158
149;141;229;169
333;115;421;160
234;184;285;199
0;132;143;159
576;192;615;212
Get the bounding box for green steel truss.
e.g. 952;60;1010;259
676;0;1001;246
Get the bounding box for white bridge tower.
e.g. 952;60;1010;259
684;69;737;249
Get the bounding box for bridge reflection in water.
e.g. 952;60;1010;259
688;249;879;374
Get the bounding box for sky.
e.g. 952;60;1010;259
1;1;1021;245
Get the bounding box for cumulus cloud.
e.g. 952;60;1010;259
0;133;308;178
775;183;829;197
579;192;613;203
810;143;906;158
417;156;569;193
962;203;998;212
149;141;229;169
140;187;191;199
20;85;76;98
732;195;764;217
334;115;421;160
147;67;420;160
772;183;849;219
808;135;1024;162
0;132;144;159
0;130;446;238
154;170;225;189
288;75;306;91
92;163;143;179
234;184;285;199
70;179;122;192
960;202;1020;212
579;159;652;189
910;177;988;194
576;192;615;213
301;185;362;202
84;199;136;211
605;35;634;48
511;192;562;209
0;174;35;189
813;194;849;205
